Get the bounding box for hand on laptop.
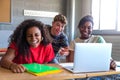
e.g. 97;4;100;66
110;59;116;70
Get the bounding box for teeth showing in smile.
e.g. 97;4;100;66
31;41;37;44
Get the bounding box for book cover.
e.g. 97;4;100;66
22;63;62;76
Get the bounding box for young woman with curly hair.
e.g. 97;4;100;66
0;19;55;73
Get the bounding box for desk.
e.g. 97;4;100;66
0;64;86;80
0;64;120;80
0;52;6;56
86;62;120;78
0;48;7;56
86;68;120;78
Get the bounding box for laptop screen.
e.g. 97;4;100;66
73;43;112;73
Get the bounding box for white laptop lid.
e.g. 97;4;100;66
72;43;112;73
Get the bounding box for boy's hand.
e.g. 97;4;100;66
59;47;69;56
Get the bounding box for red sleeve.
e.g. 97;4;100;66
44;43;55;63
8;42;18;55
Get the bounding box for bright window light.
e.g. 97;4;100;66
92;0;120;32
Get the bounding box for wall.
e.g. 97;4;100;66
0;0;68;48
0;30;13;48
74;0;92;38
0;0;67;30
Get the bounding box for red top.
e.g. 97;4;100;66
9;43;55;64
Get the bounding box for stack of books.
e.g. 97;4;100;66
23;63;62;76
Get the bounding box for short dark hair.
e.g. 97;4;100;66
78;15;94;28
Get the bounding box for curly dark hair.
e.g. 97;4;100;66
78;15;94;28
9;19;50;57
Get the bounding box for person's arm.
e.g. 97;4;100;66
59;33;69;56
97;36;106;43
66;40;75;62
66;50;74;62
97;36;116;70
0;48;26;73
97;36;117;69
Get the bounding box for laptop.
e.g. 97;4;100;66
59;43;112;73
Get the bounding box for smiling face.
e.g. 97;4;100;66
26;26;42;47
79;21;93;39
51;21;65;36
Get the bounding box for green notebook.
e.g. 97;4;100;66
22;63;62;76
